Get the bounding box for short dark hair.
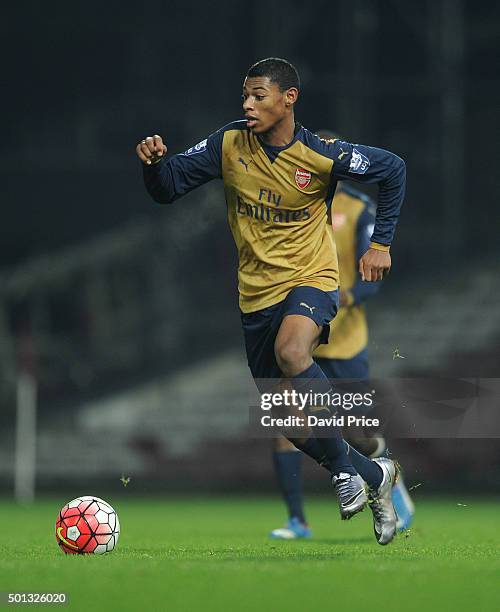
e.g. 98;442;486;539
247;58;300;92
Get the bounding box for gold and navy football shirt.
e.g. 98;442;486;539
143;121;405;313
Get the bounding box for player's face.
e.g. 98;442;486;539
242;77;291;134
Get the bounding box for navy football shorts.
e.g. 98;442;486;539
240;285;339;381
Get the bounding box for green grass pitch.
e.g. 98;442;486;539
0;497;499;611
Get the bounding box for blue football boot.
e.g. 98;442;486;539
269;517;312;539
392;475;415;532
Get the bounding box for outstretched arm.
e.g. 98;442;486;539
136;130;223;204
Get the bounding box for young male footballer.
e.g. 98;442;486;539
269;133;414;539
136;58;406;545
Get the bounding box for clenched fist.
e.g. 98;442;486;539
359;248;391;282
136;135;167;165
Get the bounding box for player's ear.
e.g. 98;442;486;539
285;87;299;106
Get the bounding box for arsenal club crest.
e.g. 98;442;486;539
295;168;311;190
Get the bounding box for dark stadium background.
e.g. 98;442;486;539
1;0;499;499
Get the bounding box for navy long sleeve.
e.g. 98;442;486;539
142;129;224;204
326;139;406;246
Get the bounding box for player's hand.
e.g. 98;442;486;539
359;248;391;281
136;135;167;165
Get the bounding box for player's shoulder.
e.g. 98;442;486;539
185;120;247;156
201;120;248;144
297;126;345;160
340;184;375;213
215;120;251;156
217;120;248;135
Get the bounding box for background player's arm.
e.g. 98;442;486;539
136;130;223;204
328;140;406;281
346;205;383;305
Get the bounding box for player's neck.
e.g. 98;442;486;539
259;115;296;147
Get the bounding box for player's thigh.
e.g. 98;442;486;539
275;314;321;360
274;286;339;361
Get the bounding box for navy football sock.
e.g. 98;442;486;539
292;362;355;476
291;436;383;489
272;450;306;523
345;442;383;489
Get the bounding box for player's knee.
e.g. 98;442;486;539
275;341;311;377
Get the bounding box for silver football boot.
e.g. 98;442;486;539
368;457;398;545
332;472;368;520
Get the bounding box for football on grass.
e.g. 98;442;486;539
55;496;120;554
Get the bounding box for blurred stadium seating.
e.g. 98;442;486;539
2;0;499;498
1;198;499;495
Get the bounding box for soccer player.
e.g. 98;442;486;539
270;138;414;539
136;58;406;545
